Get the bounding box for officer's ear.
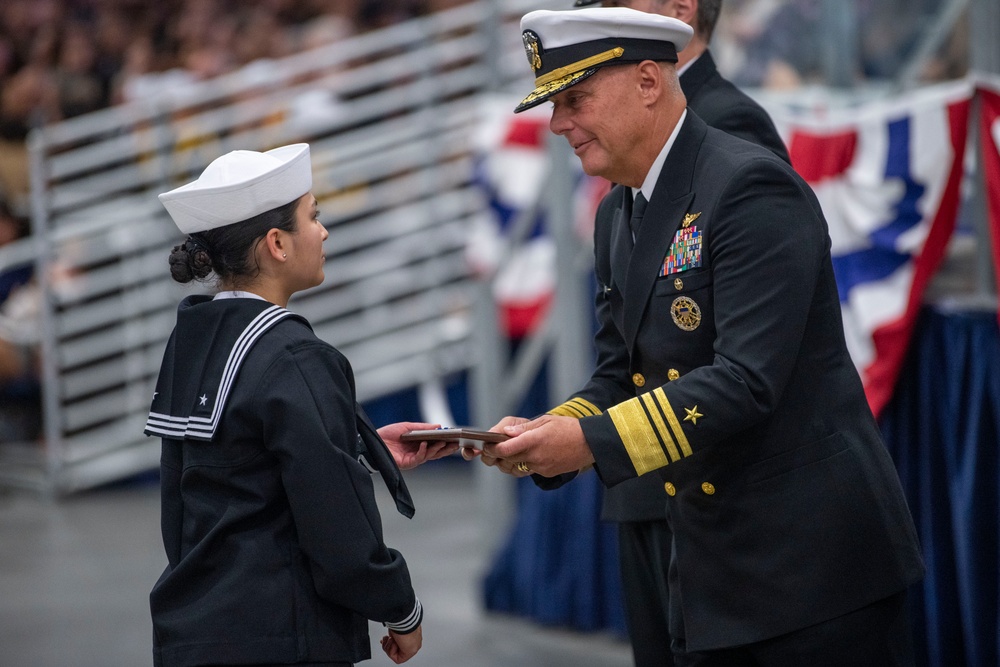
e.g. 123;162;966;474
668;0;697;27
636;60;664;106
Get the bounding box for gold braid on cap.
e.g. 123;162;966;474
535;47;625;86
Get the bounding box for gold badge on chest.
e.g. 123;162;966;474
671;296;701;331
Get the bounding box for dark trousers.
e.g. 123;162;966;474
617;520;675;667
201;663;352;666
619;521;914;667
674;590;914;667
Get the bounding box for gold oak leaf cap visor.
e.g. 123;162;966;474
515;7;693;113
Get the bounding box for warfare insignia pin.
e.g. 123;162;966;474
522;31;542;72
682;212;701;228
670;296;701;331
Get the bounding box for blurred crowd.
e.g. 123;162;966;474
715;0;968;89
0;0;472;212
0;0;970;212
0;200;38;443
0;0;476;445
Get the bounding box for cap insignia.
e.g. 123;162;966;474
523;30;542;72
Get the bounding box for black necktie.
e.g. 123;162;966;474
630;191;648;239
355;405;415;519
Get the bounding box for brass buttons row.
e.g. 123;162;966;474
633;369;682;386
664;482;716;496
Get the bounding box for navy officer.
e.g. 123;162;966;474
483;8;923;666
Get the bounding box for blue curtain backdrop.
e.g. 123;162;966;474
880;307;1000;667
483;471;627;636
482;305;1000;666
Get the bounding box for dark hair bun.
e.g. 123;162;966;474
168;239;213;283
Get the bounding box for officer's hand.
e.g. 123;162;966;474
482;415;594;478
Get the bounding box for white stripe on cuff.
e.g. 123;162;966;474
385;598;422;634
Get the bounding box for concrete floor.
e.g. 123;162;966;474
0;462;632;667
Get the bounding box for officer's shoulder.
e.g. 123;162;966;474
702;126;784;168
698;76;766;113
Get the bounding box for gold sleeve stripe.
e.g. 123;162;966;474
567;397;601;416
608;397;669;476
549;403;585;418
641;393;682;462
547;397;601;419
654;387;693;457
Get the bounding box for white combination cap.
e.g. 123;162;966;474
516;7;693;113
159;143;312;234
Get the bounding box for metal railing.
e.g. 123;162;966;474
2;0;563;494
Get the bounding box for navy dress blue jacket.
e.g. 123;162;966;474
549;113;923;651
146;296;420;666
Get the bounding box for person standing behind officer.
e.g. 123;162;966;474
546;2;789;665
483;8;923;667
573;0;789;163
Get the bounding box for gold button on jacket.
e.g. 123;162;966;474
664;482;676;497
701;482;716;495
632;373;646;387
668;369;680;381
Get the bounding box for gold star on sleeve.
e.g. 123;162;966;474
683;405;704;425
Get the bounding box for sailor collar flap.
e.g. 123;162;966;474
144;297;299;441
